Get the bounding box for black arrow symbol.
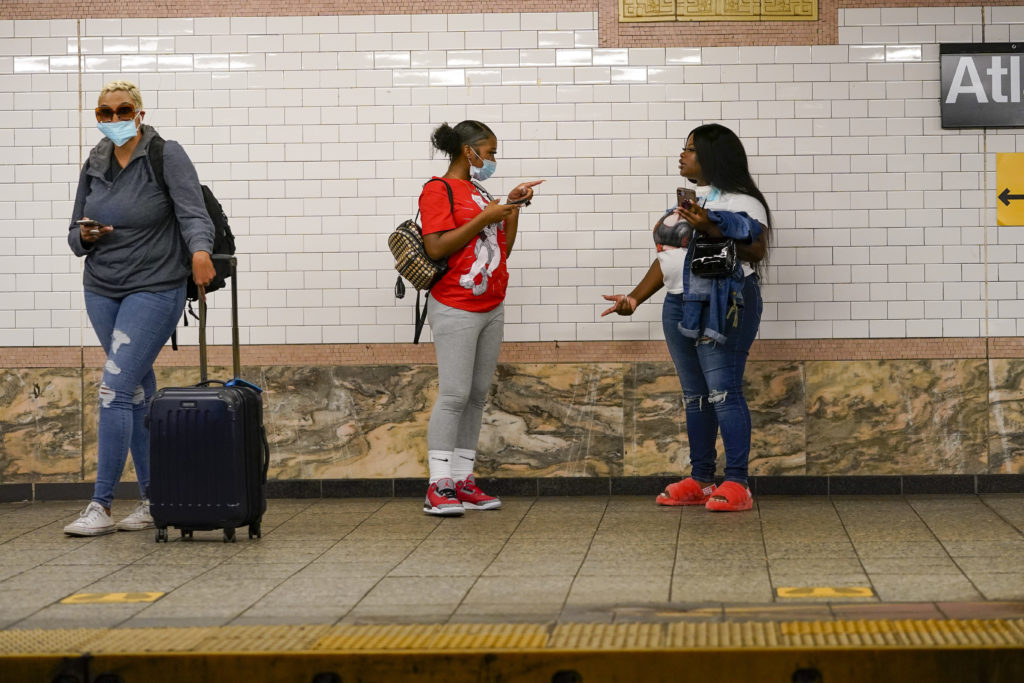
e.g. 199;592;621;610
999;188;1024;206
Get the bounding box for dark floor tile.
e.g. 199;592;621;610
0;484;32;503
977;475;1024;494
266;480;320;498
902;475;975;495
828;476;901;495
34;482;137;501
473;478;538;497
752;476;828;496
611;476;678;496
322;479;392;498
394;478;425;498
538;478;610;496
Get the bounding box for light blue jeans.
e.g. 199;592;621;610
84;286;184;508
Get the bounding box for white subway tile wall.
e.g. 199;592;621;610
0;8;1021;347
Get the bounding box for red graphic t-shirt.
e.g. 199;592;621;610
418;177;508;313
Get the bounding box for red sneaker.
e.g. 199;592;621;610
423;478;464;516
456;474;502;510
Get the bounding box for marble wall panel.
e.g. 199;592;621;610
988;359;1024;474
478;363;625;477
261;365;437;479
805;360;988;475
0;369;83;483
746;361;806;475
623;361;805;476
623;362;688;476
2;358;1021;482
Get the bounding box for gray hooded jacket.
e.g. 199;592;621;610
68;124;214;298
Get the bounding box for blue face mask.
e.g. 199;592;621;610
469;147;496;182
97;116;139;147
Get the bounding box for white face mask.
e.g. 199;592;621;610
469;147;496;182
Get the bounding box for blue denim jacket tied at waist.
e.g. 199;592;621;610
679;210;764;345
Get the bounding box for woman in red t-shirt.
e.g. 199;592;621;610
418;120;542;516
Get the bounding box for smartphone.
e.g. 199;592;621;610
677;187;697;210
507;195;530;205
77;219;103;228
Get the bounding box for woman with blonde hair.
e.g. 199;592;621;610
63;80;215;535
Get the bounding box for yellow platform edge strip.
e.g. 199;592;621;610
1;619;1023;656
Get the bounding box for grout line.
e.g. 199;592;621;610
449;495;538;623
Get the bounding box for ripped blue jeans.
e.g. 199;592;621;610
85;286;184;508
662;274;762;485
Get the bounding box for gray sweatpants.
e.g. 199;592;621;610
426;298;504;452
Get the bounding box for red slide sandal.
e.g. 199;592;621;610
705;480;753;512
656;477;716;506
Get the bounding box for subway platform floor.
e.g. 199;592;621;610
1;493;1022;630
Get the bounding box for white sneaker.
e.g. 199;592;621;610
63;501;115;536
116;499;154;531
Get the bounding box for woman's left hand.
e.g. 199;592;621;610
507;179;544;205
677;202;721;238
192;251;216;298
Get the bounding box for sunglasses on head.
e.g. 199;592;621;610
95;104;137;122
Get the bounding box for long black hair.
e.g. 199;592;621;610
689;123;772;276
430;120;495;161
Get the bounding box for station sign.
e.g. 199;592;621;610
941;43;1024;128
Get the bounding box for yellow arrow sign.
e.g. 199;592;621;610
60;592;164;605
776;586;875;598
997;153;1024;226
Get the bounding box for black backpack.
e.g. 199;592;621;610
149;135;236;302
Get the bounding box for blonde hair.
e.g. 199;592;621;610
98;80;143;109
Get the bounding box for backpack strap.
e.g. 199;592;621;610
413;290;429;345
148;134;167;194
409;178;454;345
420;177;454;218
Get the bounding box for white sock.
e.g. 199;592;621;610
452;448;476;483
428;450;453;484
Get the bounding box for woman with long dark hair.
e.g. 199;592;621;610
602;123;770;512
418;120;542;516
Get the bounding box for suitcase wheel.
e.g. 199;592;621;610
248;522;261;540
223;527;236;543
155;528;168;543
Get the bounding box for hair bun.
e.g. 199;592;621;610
431;123;461;157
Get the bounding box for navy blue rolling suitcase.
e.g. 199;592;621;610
147;256;269;543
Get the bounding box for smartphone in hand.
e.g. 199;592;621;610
77;219;105;236
506;195;530;205
677;187;697;210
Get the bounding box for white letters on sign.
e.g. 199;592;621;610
945;55;1022;104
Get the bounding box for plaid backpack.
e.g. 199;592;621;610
389;178;453;343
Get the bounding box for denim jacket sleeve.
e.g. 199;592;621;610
706;209;763;244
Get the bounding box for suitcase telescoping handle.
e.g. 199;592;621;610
198;255;240;382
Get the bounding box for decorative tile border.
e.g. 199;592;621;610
4;337;1024;370
6;474;1021;501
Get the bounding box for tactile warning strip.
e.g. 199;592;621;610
1;619;1022;655
314;623;549;650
